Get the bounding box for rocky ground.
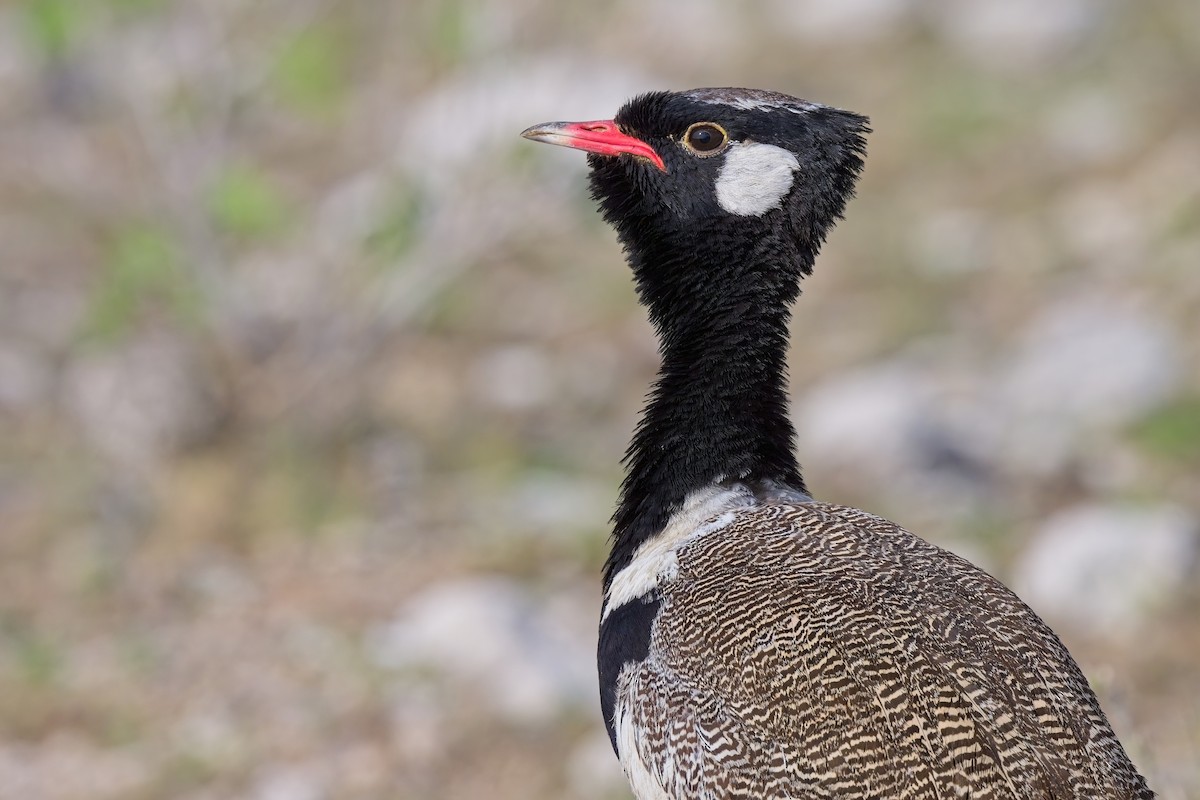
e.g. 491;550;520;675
0;0;1197;798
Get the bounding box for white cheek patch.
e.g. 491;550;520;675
714;141;800;217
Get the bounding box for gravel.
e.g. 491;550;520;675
1013;503;1199;636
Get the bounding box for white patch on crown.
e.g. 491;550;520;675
687;90;821;116
601;484;755;622
714;141;800;217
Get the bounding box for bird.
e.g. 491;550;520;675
521;87;1154;799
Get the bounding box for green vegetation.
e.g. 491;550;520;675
84;224;201;342
207;164;290;239
18;0;85;58
0;620;62;688
270;25;348;116
366;186;423;262
1133;397;1200;464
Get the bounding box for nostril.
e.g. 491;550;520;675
582;124;609;132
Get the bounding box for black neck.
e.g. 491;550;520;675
604;219;810;587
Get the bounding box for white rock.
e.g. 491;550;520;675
389;685;445;762
768;0;916;43
250;765;326;800
1053;183;1146;266
63;336;222;469
0;343;50;411
928;0;1108;70
993;295;1179;476
1013;503;1198;636
796;362;933;474
560;339;624;403
0;11;29;92
629;0;747;55
3;285;87;349
232;250;330;328
368;577;593;726
508;473;612;533
374;55;661;330
1000;295;1179;430
394;55;655;185
0;737;151;800
470;344;556;411
796;352;999;512
312;171;389;264
171;708;245;768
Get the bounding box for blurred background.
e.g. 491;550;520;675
0;0;1197;797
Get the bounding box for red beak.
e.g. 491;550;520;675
521;119;666;172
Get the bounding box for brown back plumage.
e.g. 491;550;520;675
615;501;1154;799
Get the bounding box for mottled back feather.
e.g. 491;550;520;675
615;501;1154;799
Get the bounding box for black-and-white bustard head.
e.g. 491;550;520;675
523;88;1153;800
525;88;868;575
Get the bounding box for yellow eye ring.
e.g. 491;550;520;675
682;122;728;156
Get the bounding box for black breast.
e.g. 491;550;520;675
597;590;662;752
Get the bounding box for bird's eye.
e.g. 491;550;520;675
683;123;727;155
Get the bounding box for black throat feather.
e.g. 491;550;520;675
590;105;868;590
591;166;819;589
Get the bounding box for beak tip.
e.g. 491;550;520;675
520;122;557;142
